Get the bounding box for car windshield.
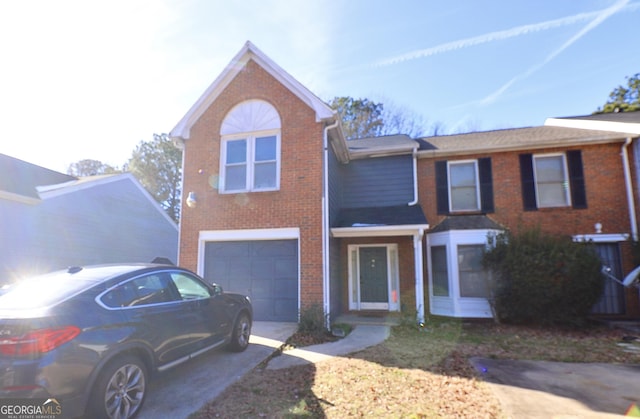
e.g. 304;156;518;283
0;265;134;310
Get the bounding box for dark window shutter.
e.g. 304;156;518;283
519;154;537;211
567;150;587;209
478;157;494;213
435;160;449;215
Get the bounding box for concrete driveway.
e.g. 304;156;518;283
471;358;640;418
138;321;297;419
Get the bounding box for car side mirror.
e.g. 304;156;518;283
211;284;223;296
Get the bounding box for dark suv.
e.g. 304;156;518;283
0;264;253;418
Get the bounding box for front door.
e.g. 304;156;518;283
359;247;389;309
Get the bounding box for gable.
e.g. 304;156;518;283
0;153;76;202
170;41;335;141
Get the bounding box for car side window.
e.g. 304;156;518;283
170;273;211;300
102;273;180;308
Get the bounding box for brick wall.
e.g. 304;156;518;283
419;143;630;237
178;59;325;308
418;142;639;316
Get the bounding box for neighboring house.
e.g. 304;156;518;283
170;41;640;323
0;154;178;282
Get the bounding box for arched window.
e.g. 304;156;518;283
219;100;281;193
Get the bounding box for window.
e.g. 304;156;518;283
222;135;279;192
457;245;489;298
220;100;281;193
170;272;211;300
533;154;570;207
101;273;180;308
431;246;449;296
520;151;586;210
436;158;494;214
449;161;479;211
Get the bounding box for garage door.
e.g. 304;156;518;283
204;240;298;322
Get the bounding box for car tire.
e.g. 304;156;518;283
88;354;148;419
227;312;251;352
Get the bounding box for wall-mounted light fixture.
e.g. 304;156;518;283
595;222;602;234
186;192;197;208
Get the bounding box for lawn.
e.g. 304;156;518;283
193;318;640;418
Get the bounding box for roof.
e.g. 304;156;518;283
0;154;76;203
545;110;640;134
416;125;637;158
429;215;505;233
170;41;337;140
346;134;419;160
334;204;427;228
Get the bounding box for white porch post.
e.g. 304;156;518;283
414;229;425;324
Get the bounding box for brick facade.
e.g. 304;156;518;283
178;59;325;309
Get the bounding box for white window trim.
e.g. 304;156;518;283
219;129;281;193
347;244;400;312
533;153;571;208
427;229;500;318
448;160;480;212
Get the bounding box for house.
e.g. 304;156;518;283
0;154;178;282
170;41;640;323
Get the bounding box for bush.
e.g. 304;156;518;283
298;304;327;335
483;228;604;326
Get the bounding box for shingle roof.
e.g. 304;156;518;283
417;125;636;158
346;134;418;159
334;204;428;228
0;154;76;200
429;215;505;233
558;111;640;124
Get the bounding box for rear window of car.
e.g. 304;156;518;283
0;266;131;310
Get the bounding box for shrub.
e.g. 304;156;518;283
483;228;604;326
298;304;327;335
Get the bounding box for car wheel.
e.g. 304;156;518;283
89;354;148;419
227;312;251;352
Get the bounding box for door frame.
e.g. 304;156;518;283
347;244;400;311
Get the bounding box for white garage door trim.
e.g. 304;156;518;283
196;228;300;319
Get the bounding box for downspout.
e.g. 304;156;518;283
408;146;419;206
171;136;186;265
323;119;340;328
414;228;425;324
622;137;638;241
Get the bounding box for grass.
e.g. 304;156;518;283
193;317;640;418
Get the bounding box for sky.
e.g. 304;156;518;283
0;0;638;173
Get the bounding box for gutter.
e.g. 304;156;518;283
621;137;638;241
322;118;340;328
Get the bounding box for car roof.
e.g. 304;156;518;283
0;264;180;311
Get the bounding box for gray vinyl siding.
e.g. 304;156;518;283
327;146;344;223
0;177;178;282
340;155;414;208
327;146;344;318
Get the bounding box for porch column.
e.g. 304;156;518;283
414;229;425;324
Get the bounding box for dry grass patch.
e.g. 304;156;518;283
194;318;640;418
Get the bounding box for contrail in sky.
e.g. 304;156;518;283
479;0;630;105
376;1;636;67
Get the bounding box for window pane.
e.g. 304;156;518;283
450;163;476;187
535;156;563;182
458;245;489;298
255;136;276;161
254;162;276;188
431;246;449;297
170;273;210;299
226;139;247;164
451;187;478;211
225;164;246;190
450;162;478;211
538;183;567;207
